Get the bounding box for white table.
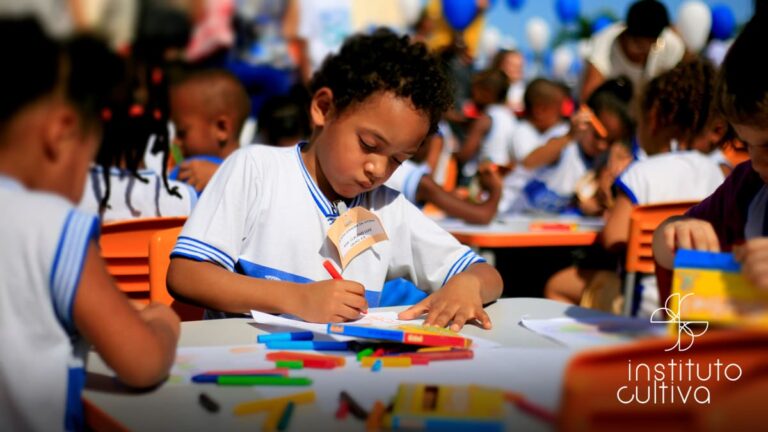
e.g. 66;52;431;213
83;298;617;431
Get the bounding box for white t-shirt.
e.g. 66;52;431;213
79;166;198;223
0;175;96;431
509;120;570;163
506;80;525;112
616;151;725;317
520;141;595;213
616;151;724;206
171;144;485;316
588;23;685;96
385;159;430;205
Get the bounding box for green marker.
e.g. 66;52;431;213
356;348;374;361
276;360;304;369
217;376;312;386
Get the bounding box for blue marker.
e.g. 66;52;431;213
257;331;314;343
264;341;350;351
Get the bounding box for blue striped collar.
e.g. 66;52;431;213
294;143;362;223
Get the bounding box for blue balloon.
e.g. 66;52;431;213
442;0;477;31
506;0;525;11
711;4;736;40
591;16;613;34
555;0;580;25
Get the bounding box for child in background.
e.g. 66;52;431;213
455;69;517;180
491;49;525;114
0;19;179;431
509;78;570;163
256;92;312;147
169;69;252;192
167;29;503;330
546;59;725;313
78;41;197;222
653;9;768;298
504;89;633;214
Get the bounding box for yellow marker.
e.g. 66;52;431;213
233;390;316;416
360;356;412;368
416;346;453;353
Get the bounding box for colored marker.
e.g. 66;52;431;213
233;390;316;416
277;401;295;431
366;401;385;431
395;349;475;362
356;347;374;361
198;368;288;376
265;340;350;351
360;356;412;368
335;399;350;420
266;351;346;366
262;405;283;431
198;375;312;386
258;331;314;343
371;359;382;372
198;392;220;413
323;259;343;280
340;391;368;420
275;360;304;369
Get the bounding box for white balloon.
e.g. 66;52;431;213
480;27;502;59
676;1;712;52
552;45;574;79
526;17;550;54
400;0;423;26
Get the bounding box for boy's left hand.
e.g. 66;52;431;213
397;275;492;332
734;238;768;291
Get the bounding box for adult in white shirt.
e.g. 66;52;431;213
580;0;685;103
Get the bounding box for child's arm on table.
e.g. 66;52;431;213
74;242;180;388
167;258;368;322
397;262;502;331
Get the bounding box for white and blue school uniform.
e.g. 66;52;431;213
171;143;485;317
461;104;518;178
508;120;569;163
0;175;98;431
616;150;725;317
384;159;430;206
501;141;597;214
79;165;198;223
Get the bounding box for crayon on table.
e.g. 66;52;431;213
277;401;295;431
233;390;316;416
192;374;288;383
266;351;346;366
198;392;220;413
265;340;350;351
340;391;368;420
258;331;315;343
366;401;386;431
361;356;412;368
262;404;283;431
275;360;304;369
216;376;312;386
199;368;288;376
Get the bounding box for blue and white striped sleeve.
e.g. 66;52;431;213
49;209;99;333
171;236;236;272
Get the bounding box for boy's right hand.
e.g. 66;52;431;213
295;280;368;323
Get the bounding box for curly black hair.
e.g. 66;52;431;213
309;28;453;135
641;59;716;142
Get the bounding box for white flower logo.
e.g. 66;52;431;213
650;293;708;352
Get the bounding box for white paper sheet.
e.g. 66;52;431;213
520;316;668;349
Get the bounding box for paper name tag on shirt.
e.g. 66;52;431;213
327;207;388;269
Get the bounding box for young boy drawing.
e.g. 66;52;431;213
167;29;503;331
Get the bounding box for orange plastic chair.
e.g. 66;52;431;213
559;329;768;432
148;226;204;321
99;217;187;305
623;202;698;316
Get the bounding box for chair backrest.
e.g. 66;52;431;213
99;217;187;304
559;329;768;432
149;226;203;321
625;201;698;274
